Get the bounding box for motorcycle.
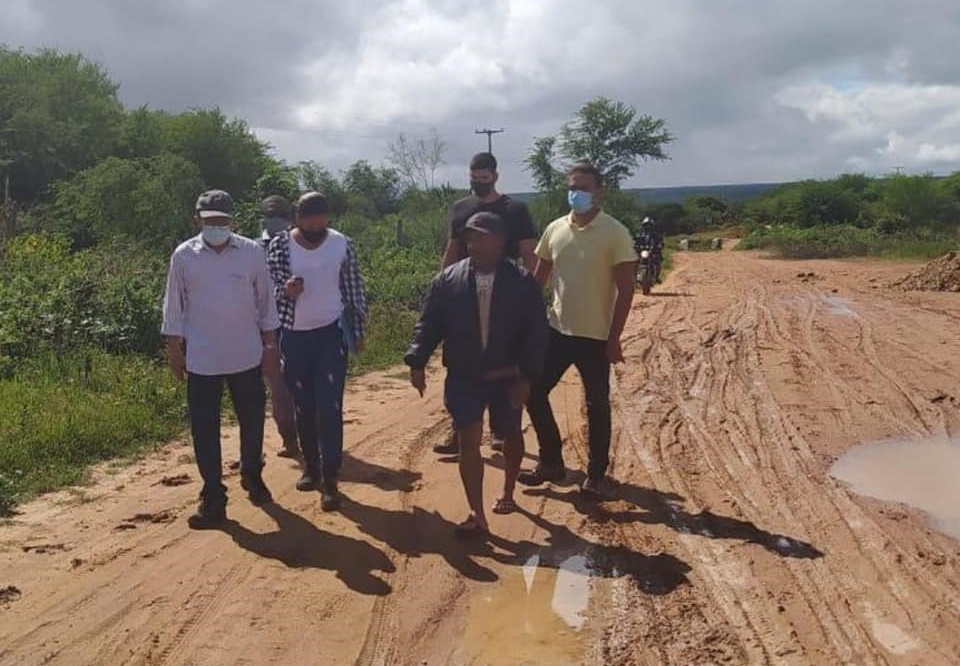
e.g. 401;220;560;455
636;247;656;295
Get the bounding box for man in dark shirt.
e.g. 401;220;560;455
406;212;548;535
434;152;539;456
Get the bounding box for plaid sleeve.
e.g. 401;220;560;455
266;233;296;329
340;239;368;341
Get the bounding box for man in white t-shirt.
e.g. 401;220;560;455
266;192;368;511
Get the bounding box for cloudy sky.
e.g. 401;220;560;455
4;0;960;190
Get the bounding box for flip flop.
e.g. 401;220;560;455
492;497;517;515
454;516;489;538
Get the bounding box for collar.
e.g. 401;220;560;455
568;209;603;230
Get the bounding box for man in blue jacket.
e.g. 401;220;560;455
406;212;548;535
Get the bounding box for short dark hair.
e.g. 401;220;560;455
469;152;498;172
261;195;293;220
567;162;604;189
297;192;330;217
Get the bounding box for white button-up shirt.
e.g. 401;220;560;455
162;234;280;376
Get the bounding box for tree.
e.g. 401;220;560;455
0;48;124;203
387;128;447;190
523;97;673;191
342;160;401;217
523;136;564;192
161;108;269;200
51;154;204;248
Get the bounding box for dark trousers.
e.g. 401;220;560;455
281;322;348;479
527;329;611;479
187;366;266;501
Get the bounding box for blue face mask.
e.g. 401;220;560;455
201;225;232;246
568;189;594;214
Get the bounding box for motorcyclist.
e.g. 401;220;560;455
634;217;664;283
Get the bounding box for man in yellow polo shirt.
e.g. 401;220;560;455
518;163;638;498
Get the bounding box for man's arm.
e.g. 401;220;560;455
517;239;538;273
161;253;187;381
534;258;553;288
607;261;637;363
518;275;550;381
340;240;368;350
404;276;445;371
442;238;464;269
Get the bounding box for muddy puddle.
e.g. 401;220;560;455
831;436;960;540
460;551;599;665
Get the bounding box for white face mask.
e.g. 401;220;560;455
201;225;232;246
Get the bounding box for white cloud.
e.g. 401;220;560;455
3;0;960;188
776;82;960;173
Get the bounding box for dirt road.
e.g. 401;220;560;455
3;249;960;666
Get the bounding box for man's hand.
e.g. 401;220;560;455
606;337;625;364
262;346;282;382
167;339;186;382
284;277;304;299
410;368;426;397
507;376;531;409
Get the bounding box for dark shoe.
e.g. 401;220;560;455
241;474;273;506
580;476;606;500
187;496;226;529
433;431;459;455
321;480;341;512
490;436;505;453
517;464;566;487
296;467;321;492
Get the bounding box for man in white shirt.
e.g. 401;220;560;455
162;190;282;529
266;192;368;512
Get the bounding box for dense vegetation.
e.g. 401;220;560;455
738;173;960;259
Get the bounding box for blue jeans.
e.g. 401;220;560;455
187;366;266;501
281;322;348;479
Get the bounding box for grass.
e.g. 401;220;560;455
739;225;957;260
0;350;185;514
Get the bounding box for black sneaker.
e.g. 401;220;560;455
580;476;606;500
321;480;341;512
241;474;273;506
296;467;321;492
433;432;459;455
517;464;566;487
187;496;226;529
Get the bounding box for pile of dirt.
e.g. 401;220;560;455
893;252;960;292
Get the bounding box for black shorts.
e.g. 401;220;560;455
444;374;522;435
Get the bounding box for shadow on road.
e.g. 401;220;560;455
527;480;824;560
223;502;395;596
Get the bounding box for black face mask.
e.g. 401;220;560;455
471;181;495;198
299;228;328;244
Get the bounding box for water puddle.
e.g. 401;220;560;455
831;436;960;540
461;552;595;665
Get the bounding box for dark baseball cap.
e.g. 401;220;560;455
297;191;330;217
464;211;506;236
195;190;234;219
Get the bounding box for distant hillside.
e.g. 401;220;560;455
510;182;787;204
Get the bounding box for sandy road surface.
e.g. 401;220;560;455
2;249;960;666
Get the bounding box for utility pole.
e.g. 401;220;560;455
892;166;904;175
475;128;505;154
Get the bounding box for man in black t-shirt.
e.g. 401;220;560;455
442;153;538;272
434;152;539;456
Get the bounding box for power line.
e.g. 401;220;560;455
475;128;505;154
